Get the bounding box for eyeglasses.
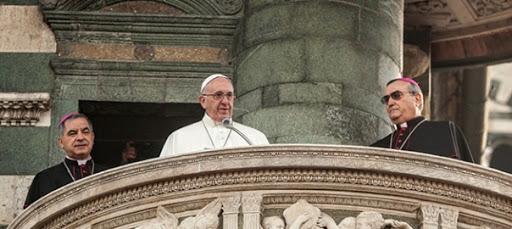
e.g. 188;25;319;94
380;90;415;104
202;92;236;101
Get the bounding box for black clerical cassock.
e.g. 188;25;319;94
24;158;106;209
371;116;474;163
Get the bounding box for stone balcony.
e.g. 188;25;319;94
8;145;511;229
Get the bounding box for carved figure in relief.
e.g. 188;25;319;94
270;199;412;229
356;211;384;229
317;213;346;229
262;216;285;229
178;198;222;229
136;199;221;229
283;199;322;229
382;219;412;229
136;206;179;229
263;214;313;229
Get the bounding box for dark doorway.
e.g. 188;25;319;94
79;101;204;168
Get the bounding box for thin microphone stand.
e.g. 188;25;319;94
222;118;253;145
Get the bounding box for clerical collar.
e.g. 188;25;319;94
65;155;91;166
202;114;224;127
396;116;425;130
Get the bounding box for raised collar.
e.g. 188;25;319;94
396;116;425;130
65;155;91;166
202;114;223;127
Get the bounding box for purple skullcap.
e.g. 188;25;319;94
59;112;79;126
388;77;421;91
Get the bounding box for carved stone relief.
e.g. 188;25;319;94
466;0;512;18
0;93;50;127
214;0;244;15
135;198;222;229
263;199;413;229
10;146;511;229
405;0;458;27
419;203;461;229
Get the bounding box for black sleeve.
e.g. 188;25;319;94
371;134;391;148
455;125;475;163
24;173;43;209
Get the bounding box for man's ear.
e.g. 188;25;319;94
199;95;207;109
58;137;64;148
415;93;422;105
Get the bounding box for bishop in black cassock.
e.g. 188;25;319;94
371;116;473;162
24;112;107;209
371;78;474;163
24;157;106;208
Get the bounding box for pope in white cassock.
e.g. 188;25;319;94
159;74;269;157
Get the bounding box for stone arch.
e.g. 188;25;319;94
39;0;243;15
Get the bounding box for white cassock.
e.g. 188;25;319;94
159;114;269;157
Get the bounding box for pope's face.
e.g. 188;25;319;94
199;77;234;122
384;80;421;124
58;117;94;160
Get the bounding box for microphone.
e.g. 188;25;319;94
222;118;253;145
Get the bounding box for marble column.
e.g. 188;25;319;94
242;194;262;229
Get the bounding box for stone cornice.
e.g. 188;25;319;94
43;11;239;45
51;59;232;78
0;93;51;127
9;145;512;229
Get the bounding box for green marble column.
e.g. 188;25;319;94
234;0;403;144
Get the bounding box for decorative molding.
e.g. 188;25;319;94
0;93;51;127
92;209;154;229
39;0;244;15
262;194;419;213
51;59;232;79
221;196;241;214
458;212;511;229
43;11;239;46
406;0;448;14
405;0;459;27
10;145;512;229
41;168;510;228
242;194;263;213
466;0;512;18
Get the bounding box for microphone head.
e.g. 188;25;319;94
222;118;233;127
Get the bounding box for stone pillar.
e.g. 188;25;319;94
419;204;441;229
234;0;404;144
462;67;489;163
440;207;459;229
242;194;262;229
221;196;241;229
